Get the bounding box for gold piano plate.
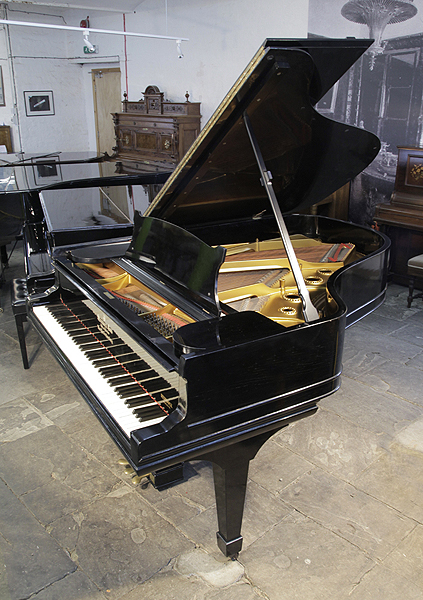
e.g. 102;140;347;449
218;236;356;326
76;234;356;332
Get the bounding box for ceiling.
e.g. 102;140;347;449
4;0;145;13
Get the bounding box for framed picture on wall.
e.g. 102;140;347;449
0;67;5;106
32;156;62;185
24;91;54;116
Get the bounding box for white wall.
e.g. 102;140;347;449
119;0;310;127
0;0;309;155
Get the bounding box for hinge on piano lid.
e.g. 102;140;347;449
242;111;320;323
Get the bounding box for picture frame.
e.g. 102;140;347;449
24;91;54;116
32;156;62;185
0;67;5;107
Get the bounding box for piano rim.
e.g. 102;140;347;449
27;297;344;475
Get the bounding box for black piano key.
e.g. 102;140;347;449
79;339;116;350
99;359;150;378
105;368;157;385
84;344;132;359
104;366;154;385
49;306;95;319
59;319;99;331
133;404;175;420
125;387;178;407
116;377;169;399
91;352;140;367
65;323;118;337
69;332;111;345
125;395;157;408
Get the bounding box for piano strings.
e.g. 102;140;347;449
74;236;356;337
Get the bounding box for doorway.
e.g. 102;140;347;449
92;67;121;156
91;67;130;218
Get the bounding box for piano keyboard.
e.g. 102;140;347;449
32;298;181;437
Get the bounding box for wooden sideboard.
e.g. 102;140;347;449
112;86;201;174
375;146;423;286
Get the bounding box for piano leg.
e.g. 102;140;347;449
203;430;276;558
11;279;29;369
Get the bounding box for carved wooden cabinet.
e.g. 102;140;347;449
112;86;201;173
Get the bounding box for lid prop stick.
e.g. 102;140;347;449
243;111;319;323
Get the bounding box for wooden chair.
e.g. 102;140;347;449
407;254;423;308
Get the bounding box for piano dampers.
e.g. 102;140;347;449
141;312;187;338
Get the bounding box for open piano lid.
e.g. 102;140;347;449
146;38;380;227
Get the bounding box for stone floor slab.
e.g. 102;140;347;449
280;469;416;560
348;564;423;599
29;569;106;600
249;438;315;494
343;324;421;370
321;376;423;447
391;322;423;348
0;425;120;523
118;570;211;600
395;416;423;452
0;346;69;402
357;360;423;405
0;397;52;442
47;487;194;599
382;524;423;591
0;479;76;600
240;511;373;600
176;548;244;587
23;382;93;432
354;443;423;522
275;408;384;482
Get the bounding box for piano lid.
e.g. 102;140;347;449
146;38;380;228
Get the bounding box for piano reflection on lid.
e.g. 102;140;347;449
21;38;390;558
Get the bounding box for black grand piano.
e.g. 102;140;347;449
18;38;389;557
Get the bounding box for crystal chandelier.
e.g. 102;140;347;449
341;0;417;68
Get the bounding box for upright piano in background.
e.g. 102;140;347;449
375;145;423;286
19;38;390;557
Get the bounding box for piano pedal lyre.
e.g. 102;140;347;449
117;458;185;490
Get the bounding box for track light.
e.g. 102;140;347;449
176;39;183;59
83;32;95;53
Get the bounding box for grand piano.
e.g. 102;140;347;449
19;38;390;557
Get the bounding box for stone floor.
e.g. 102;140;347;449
1;242;423;600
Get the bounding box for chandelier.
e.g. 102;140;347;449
341;0;417;68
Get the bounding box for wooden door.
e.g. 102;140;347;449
92;67;121;156
92;68;130;218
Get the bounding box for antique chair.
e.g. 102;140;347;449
407;254;423;308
